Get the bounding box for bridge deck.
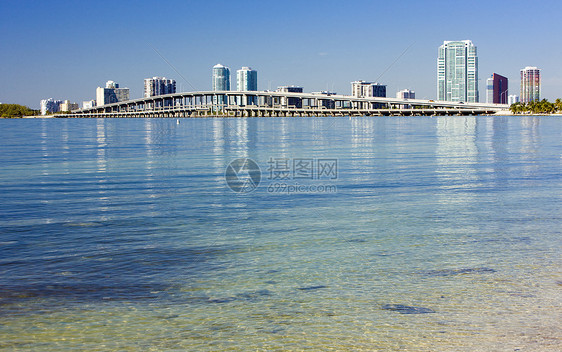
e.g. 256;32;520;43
68;90;507;117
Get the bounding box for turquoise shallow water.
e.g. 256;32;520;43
0;116;560;351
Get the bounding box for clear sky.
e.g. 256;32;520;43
1;0;561;108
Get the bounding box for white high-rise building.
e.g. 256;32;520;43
352;81;370;98
96;80;130;106
486;77;494;104
396;89;415;109
40;98;62;115
520;66;541;103
144;77;176;97
236;67;258;91
437;40;479;102
351;81;386;98
60;100;79;112
396;89;415;99
212;64;230;91
82;100;96;109
508;95;520;105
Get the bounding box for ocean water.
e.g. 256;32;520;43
0;116;560;351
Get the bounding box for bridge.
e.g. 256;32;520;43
67;91;508;118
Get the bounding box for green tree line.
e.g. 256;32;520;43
0;104;40;118
510;99;562;114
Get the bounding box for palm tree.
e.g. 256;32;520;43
510;102;525;114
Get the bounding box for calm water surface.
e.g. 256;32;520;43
0;116;560;351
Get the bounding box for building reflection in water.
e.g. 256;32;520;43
60;119;70;176
435;116;478;207
39;118;53;225
96;118;107;173
277;117;289;158
143;118;182;203
144;118;155;180
349;117;378;185
209;117;261;223
212;118;226;159
490;116;509;187
519;116;540;178
40;118;50;176
95;118;110;217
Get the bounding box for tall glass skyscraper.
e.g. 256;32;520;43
437;40;479;102
236;67;258;91
520;66;541;103
212;64;230;91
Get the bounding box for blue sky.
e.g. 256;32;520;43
1;0;561;108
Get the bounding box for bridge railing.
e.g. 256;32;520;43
74;90;508;115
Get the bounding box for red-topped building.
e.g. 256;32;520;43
486;73;509;104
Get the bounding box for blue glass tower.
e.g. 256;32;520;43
212;64;230;91
236;67;258;91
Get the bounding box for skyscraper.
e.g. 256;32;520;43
351;81;386;109
96;80;130;106
236;67;258;91
351;81;386;98
437;40;479;102
396;89;415;109
396;89;415;99
508;95;519;105
144;77;176;97
212;64;230;91
486;77;493;104
60;100;79;112
486;73;508;104
82;100;96;109
520;66;541;103
40;98;62;115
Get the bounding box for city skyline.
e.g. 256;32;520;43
1;0;561;108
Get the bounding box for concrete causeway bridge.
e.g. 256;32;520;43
68;90;508;118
